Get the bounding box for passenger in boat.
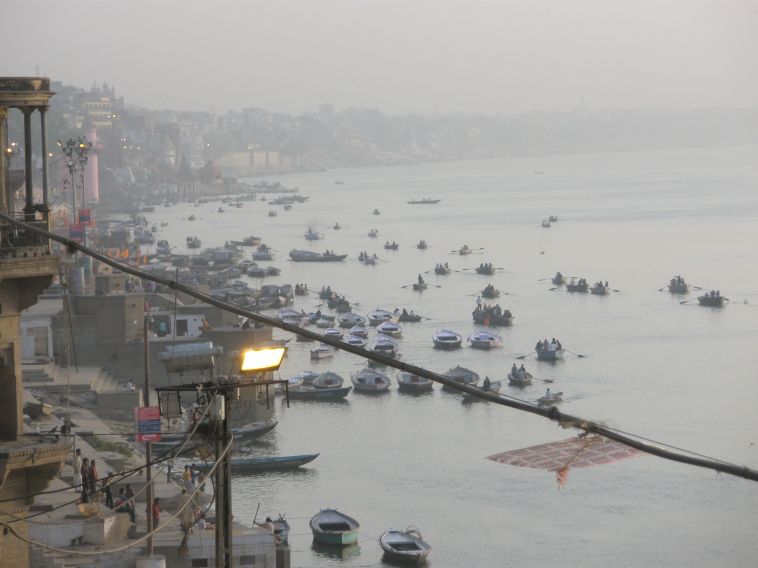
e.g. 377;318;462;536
402;308;408;316
535;340;542;351
511;363;518;376
545;388;551;398
483;377;491;391
418;274;425;286
476;295;482;307
556;340;562;349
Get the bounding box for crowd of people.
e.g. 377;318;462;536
294;283;309;295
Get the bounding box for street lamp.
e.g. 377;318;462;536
240;346;286;374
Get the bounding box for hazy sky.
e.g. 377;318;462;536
3;0;757;115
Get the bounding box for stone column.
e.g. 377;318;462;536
39;106;50;214
0;107;7;214
22;107;34;219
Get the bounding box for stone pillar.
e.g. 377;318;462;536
39;106;49;214
22;107;34;219
0;107;7;214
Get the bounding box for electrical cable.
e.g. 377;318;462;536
0;434;234;556
1;211;756;482
0;403;211;509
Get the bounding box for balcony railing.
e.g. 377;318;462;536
0;212;51;260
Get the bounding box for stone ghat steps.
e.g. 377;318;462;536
30;543;143;568
23;364;123;395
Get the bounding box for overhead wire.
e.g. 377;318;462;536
1;433;234;556
1;210;756;482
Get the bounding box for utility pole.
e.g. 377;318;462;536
144;315;154;556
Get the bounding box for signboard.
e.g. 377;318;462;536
79;208;92;225
134;406;162;442
69;223;85;243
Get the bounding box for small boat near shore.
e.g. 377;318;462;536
349;325;369;338
461;379;502;402
384;241;400;250
370;336;399;358
379;527;432;564
541;220;551;228
416;240;429;249
398;311;423;323
368;308;395;326
311;344;335;360
442;365;479;392
310;509;360;546
351;368;391;393
377;321;403;338
508;368;533;387
194;453;319;474
467;331;503;350
537;390;563;406
290;249;347;262
536;339;565;361
338;312;367;328
397;372;434;393
433;329;462;349
289;372;352;400
344;335;367;348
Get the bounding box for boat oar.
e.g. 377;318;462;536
691;285;703;290
252;501;261;526
565;349;586;358
431;284;442;288
611;288;621;293
657;286;667;292
515;351;535;360
533;377;555;383
680;298;699;304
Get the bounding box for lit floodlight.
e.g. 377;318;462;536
240;346;287;374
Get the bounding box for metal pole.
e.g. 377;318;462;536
222;393;232;568
214;399;224;568
144;315;154;556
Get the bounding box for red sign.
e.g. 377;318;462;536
79;208;92;225
134;406;162;442
69;223;85;243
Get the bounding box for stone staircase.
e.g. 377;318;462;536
22;364;123;395
30;542;144;568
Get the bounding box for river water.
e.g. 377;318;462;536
144;145;758;567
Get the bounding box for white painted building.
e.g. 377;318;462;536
21;299;63;363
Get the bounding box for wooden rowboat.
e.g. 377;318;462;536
379;527;431;564
310;509;360;546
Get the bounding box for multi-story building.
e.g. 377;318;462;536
0;77;70;566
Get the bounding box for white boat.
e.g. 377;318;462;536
310;344;335;360
349;325;369;338
379;527;431;564
541;220;551;228
304;228;323;241
467;331;503;350
461;379;502;402
397;372;434;393
442;365;479;392
376;321;403;338
316;318;333;328
338;312;367;328
289;372;352;400
344;335;367;348
368;309;395;326
323;328;344;340
278;370;320;393
370;336;399;358
278;308;305;325
351;368;391;393
433;329;462;349
537;390;563;406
